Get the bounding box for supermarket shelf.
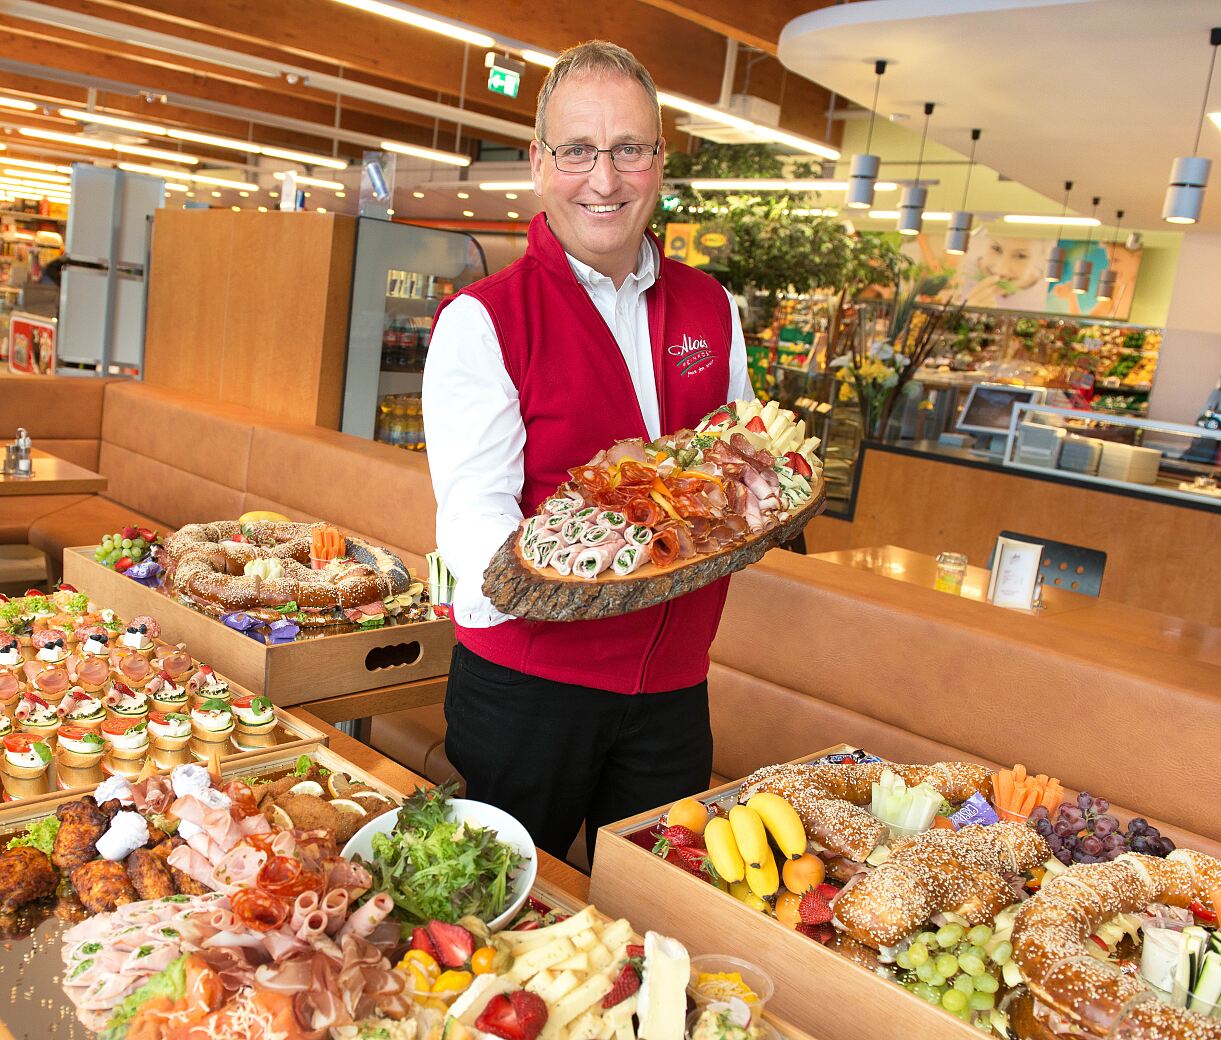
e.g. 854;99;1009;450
0;210;67;224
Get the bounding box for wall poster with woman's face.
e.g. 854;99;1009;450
950;230;1055;311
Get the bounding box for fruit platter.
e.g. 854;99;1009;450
0;743;784;1040
0;588;321;800
484;400;826;621
590;746;1221;1040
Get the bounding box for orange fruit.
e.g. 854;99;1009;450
932;815;956;830
781;853;825;894
667;797;709;836
774;889;802;929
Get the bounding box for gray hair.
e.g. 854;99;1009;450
535;41;662;142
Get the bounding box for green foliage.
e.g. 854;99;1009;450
653;143;912;302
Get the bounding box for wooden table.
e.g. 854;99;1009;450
0;447;106;495
812;543;1221;667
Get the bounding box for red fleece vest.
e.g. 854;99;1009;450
436;213;734;694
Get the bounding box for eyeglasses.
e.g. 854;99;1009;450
541;140;660;174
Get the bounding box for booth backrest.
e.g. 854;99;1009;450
0;374;110;470
710;551;1221;843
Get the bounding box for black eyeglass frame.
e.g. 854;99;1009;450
540;139;661;174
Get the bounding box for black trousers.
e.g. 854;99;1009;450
443;643;713;866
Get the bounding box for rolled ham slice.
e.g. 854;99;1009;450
118;654;151;684
0;670;19;701
75;656;110;689
595;510;628;531
320;889;350;934
560;519;588;545
156;648;194;680
32;666;69;698
572;542;619;580
531;536;561;570
612;544;647;576
336;891;394;940
549;545;578;576
578;524;615;547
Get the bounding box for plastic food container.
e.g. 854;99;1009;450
686;1007;782;1040
688;954;774;1024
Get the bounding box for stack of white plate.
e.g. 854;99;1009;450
1059;435;1104;475
1099;441;1162;485
1016;423;1065;468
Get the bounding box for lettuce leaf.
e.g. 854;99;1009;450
100;954;187;1040
6;815;59;855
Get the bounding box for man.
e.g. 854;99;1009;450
423;41;750;864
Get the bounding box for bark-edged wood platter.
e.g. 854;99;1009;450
483;479;826;621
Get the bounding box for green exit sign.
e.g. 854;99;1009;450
487;66;520;98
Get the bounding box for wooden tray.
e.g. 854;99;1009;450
484;484;827;621
588;744;985;1040
63;548;456;705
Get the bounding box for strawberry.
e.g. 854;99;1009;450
626;943;644;959
122;526;137;540
476;990;549;1040
784;451;813;478
799;888;833;925
601;961;642;1008
706;409;731;426
24;588;43;597
137;527;157;542
664;845;712;879
745;415;767;433
409;926;439;959
56;583;78;593
797;922;835;943
526;895;551;915
426;919;474;968
652;825;703;852
0;593;8;602
511;919;542;931
114;556;134;572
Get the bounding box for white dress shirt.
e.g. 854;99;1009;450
422;237;752;628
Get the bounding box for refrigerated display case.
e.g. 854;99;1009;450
340;218;486;448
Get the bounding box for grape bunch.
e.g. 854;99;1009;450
1030;792;1174;865
93;529;151;570
895;922;1010;1021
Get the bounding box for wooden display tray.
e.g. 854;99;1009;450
485;483;827;621
0;705;326;809
589;744;983;1040
64;547;456;705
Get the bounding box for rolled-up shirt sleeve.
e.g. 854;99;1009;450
422;295;523;627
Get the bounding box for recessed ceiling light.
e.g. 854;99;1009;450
505;192;518;200
231;205;240;211
239;191;249;198
212;191;222;197
457;191;470;199
462;209;474;217
258;205;268;212
336;191;346;198
272;171;344;190
479;181;532;191
270;191;279;198
412;191;425;198
387;208;395;215
507;210;519;218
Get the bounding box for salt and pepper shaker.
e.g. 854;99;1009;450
3;428;32;477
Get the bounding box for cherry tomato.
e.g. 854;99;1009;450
471;947;497;975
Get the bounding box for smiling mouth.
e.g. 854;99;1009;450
580;203;626;213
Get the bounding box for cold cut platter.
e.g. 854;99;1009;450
485;400;826;621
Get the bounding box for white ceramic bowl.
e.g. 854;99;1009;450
341;797;538;932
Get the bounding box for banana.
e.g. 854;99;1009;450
745;849;780;899
728;804;769;869
703;817;745;883
239;510;289;524
747;792;808;860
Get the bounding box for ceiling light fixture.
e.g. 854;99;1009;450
462;209;475;217
869;210;951;221
1163;27;1220;224
507;210;520;218
165;128;258;152
380;140;471;167
272;171;345;190
117;162;257;191
1005;213;1098;228
57;108;168;136
946;128;981;255
1;158;70;173
686;179;898;192
848;60;887;209
521;50;557;68
1072;196;1101;294
114;143;200;165
1096;210;1124;302
329;0;495;46
412;190;425;198
3;169;68;184
17;128;112;149
1042;180;1074;281
478;181;532;191
260;146;348;170
898;102;934;235
0;96;37;112
657;92;839;160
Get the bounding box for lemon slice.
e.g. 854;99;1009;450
329;798;366;816
326;773;351;798
351;789;393;805
288;780;324;797
269;805;293;829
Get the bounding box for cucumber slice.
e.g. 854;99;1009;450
1192;951;1221;1012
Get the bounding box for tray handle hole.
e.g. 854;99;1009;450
365;640;423;671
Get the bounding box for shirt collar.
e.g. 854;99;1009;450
566;237;656;292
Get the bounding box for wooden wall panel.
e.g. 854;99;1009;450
144;210;355;429
801;447;1221;628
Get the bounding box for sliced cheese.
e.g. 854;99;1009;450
506;936;576;982
448;974;516;1026
636;932;690;1040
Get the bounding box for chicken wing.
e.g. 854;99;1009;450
71;859;137;914
126;847;175;900
52;797;116;873
151;836;211;896
0;847;57;913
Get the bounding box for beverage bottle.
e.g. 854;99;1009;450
402;319;420;371
389;397;406;447
381;318;394;368
374;395;388;442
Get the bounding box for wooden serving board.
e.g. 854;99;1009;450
483;480;826;621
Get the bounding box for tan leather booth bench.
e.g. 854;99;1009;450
0;377;437;577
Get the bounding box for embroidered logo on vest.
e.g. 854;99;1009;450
667;333;716;378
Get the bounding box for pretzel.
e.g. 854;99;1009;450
163;521;411;614
832;823;1049;949
1011;850;1221;1040
741;761;992;860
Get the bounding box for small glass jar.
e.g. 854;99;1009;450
934;552;968;594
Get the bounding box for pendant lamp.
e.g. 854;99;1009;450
848;60;887;209
1096;210;1124;302
1162;27;1220;224
1045;180;1073;283
898;102;935;236
1072;197;1101;294
946;128;981;255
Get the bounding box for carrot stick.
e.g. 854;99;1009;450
993;770;1011;808
1013;763;1027;785
1019;786;1040;817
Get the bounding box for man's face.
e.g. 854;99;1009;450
530;73;664;276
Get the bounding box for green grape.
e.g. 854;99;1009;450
926;971;946;988
989;941;1013;965
913;983;940;1005
130;547;144;562
133;537;146;548
936;925;964;948
916;931;938;948
121;538;133;549
969;992;995;1011
973;973;999;994
953;974;975;995
101;536;113;548
916;961;936;982
967;925;993;946
935;954;959;977
113;532;122;543
908;943;930;967
941;989;969;1013
960;954;986;977
896;950;913;970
